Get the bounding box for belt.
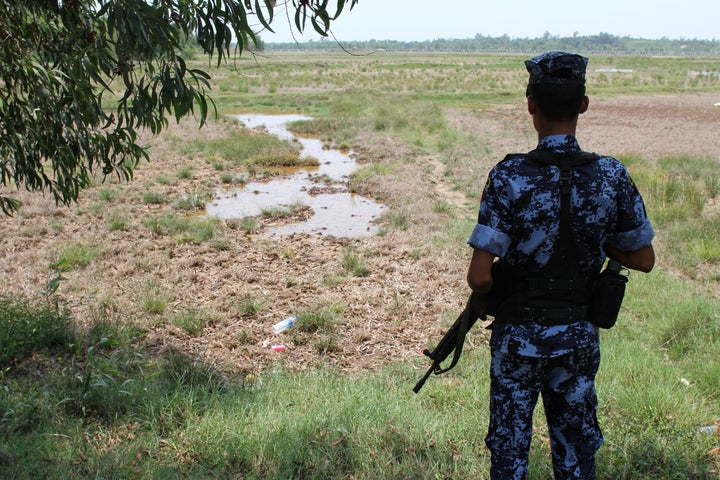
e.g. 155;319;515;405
497;305;589;325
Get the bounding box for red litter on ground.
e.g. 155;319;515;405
271;344;286;352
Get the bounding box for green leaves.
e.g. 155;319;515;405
0;0;358;215
293;0;358;37
255;0;275;33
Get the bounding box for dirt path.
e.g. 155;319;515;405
2;93;719;376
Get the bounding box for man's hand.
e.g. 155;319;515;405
470;291;489;321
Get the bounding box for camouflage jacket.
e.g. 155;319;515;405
468;134;654;356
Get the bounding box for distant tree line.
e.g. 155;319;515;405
262;32;720;56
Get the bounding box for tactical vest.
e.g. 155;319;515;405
487;149;599;325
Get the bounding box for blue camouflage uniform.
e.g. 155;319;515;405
467;52;655;479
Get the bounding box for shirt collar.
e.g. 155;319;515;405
537;134;581;153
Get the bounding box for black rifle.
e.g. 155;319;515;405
413;292;481;393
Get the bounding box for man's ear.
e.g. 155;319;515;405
527;96;536;115
579;95;589;114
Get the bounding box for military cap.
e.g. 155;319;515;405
525;51;588;85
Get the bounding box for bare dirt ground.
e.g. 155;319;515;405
2;93;719;377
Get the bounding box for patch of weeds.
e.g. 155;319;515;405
236;329;252;345
341;246;370;277
108;209;129;231
143;213;190;236
433;200;455;215
209;237;231;251
177;216;224;244
0;394;48;436
95;293;119;316
97;188;117;202
139;281;172;315
221;173;247;185
142;190;167;205
350;163;394;187
311;173;342;186
142;295;169;315
49;219;65;232
0;294;73;365
143;213;224;245
385;210;411;231
313;333;340;354
260;202;309;223
296;303;345;334
88;202;105;217
43;268;68;298
177;166;194;179
239;217;260;234
260;206;286;219
58;323;152;421
174;190;213;211
226;216;261;234
188;128;298;165
52;243;101;270
84;318;123;346
238;295;265;315
156;175;173;185
322;274;343;287
160;350;224;389
171;309;208;336
247;153;318;168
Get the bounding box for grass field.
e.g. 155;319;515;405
1;51;720;478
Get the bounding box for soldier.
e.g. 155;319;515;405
466;52;655;479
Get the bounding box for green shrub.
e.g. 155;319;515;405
0;295;73;365
97;188;117;202
174;190;212;211
171;309;208;336
139;281;172;315
341;246;370;277
142;190;167;205
176;166;194;179
52;243;101;270
143;212;190;236
107;210;129;231
185;129;299;164
296;303;345;334
142;213;224;244
178;216;224;244
238;295;265;315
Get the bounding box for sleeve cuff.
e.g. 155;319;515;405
467;223;511;257
612;218;655;251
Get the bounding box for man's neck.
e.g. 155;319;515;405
535;122;578;141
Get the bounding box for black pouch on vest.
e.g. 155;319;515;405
590;260;628;329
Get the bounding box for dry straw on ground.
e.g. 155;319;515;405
1;93;719;376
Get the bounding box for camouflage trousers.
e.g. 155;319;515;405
485;347;603;480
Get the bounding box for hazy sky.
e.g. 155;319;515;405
261;0;719;43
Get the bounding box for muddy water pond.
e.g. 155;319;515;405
206;114;386;238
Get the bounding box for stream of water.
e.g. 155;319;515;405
205;114;386;238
